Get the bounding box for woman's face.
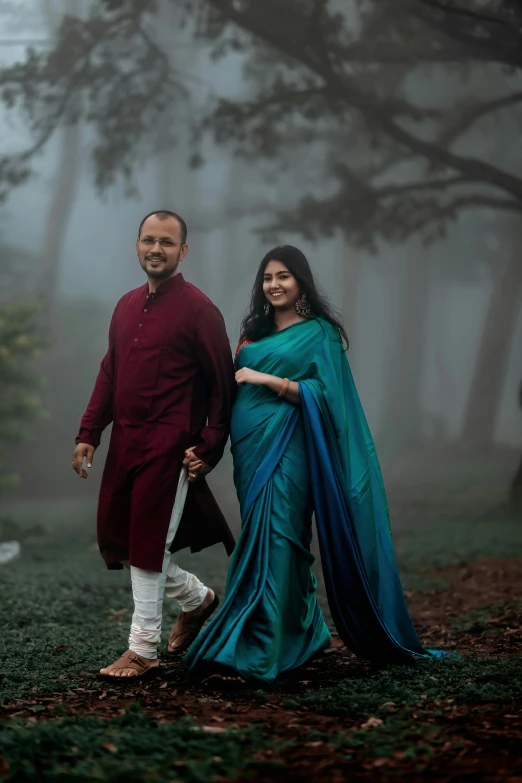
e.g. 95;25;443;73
263;260;300;311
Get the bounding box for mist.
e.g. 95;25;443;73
2;2;522;776
1;0;521;525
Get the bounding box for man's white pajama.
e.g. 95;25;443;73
128;469;208;659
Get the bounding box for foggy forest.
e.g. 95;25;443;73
1;1;522;780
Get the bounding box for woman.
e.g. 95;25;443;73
185;245;442;682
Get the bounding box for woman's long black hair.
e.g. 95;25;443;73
241;245;349;347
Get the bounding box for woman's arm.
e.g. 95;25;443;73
262;374;300;405
235;368;300;405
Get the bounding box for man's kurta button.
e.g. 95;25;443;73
144;309;148;312
134;338;138;342
138;324;143;328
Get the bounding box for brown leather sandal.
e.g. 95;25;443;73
98;649;160;680
168;593;220;654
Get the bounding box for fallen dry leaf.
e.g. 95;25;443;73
101;742;118;753
361;717;383;729
108;608;128;621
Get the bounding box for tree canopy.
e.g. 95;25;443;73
0;0;520;250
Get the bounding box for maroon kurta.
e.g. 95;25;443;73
77;273;236;572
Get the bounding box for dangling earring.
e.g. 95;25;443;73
295;292;311;317
264;302;271;316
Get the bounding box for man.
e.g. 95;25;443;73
72;210;235;679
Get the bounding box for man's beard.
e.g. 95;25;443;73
144;255;180;279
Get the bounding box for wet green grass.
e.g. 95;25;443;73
1;477;521;703
0;710;285;782
1;451;522;779
287;655;522;770
289;654;522;717
0;532;229;703
448;597;522;633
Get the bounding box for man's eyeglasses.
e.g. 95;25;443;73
139;237;184;248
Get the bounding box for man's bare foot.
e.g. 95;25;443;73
99;649;159;679
168;589;219;653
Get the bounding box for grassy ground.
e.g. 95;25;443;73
1;450;522;781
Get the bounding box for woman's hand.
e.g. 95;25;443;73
183;447;211;483
235;368;301;405
235;368;267;386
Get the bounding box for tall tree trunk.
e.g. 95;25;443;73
340;235;364;366
38;122;81;317
19;0;84;493
429;282;453;444
510;384;522;511
510;456;522;512
154;0;201;277
459;238;522;448
379;250;431;455
38;0;83;331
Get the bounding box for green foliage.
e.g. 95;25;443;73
1;463;520;702
289;654;522;718
0;301;48;489
0;532;229;703
0;711;283;781
449;597;522;634
2;476;522;778
0;4;187;202
296;655;522;767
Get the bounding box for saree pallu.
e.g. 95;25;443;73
185;318;442;681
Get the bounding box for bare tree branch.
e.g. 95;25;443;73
0;0;520;250
419;0;521;30
413;0;522;69
377;176;471;196
440;90;522;146
207;0;522;202
0;3;184;198
405;194;522;231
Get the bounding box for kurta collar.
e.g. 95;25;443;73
146;272;185;298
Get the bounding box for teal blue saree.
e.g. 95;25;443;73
185;318;441;681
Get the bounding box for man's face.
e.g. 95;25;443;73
136;215;187;282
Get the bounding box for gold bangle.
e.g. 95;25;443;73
278;377;290;397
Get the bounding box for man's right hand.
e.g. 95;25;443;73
72;443;95;479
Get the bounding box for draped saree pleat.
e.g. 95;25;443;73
185;318;444;681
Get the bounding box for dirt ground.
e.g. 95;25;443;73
2;557;522;782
